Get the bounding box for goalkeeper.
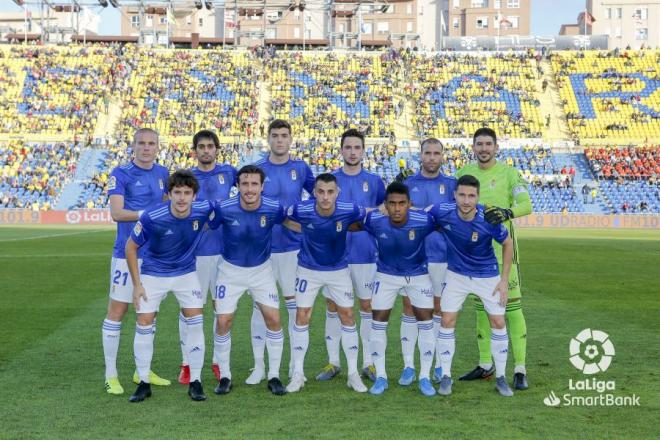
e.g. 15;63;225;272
455;127;532;391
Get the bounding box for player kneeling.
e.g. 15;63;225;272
428;175;514;397
125;170;214;402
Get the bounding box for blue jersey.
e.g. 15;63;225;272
191;164;237;257
404;172;457;263
289;200;365;271
211;196;286;268
108;161;169;259
428;203;509;278
363;210;436;277
333;168;385;264
253;156;315;253
131;201;214;277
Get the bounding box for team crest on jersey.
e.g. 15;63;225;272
218;175;225;185
193;220;199;231
489;179;497;189
471;231;479;242
362;181;369;192
133;221;142;235
108;176;116;191
336;221;343;232
287;205;294;216
291;170;297;181
158;179;164;190
408;229;415;240
439;184;445;194
260;215;267;227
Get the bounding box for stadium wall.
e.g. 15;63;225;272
0;209;658;229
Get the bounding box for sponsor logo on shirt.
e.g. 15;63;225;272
165;229;173;235
379;233;388;239
135;180;143;187
231;220;240;226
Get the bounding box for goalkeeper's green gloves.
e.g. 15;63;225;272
484;205;514;225
394;168;415;183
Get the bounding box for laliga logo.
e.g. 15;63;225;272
569;328;615;375
66;210;81;224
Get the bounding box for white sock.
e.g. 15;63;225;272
400;314;418;369
212;317;218;365
285;298;296;354
266;328;284;379
102;319;121;380
325;310;341;367
214;331;232;380
291;324;309;375
370;320;388;379
341;324;359;375
432;314;442;368
491;327;509;378
359;311;372;368
134;324;154;383
436;326;455;378
250;303;266;370
186;315;205;382
178;312;188;365
417;320;435;380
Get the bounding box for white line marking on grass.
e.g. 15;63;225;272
0;229;108;243
0;253;108;258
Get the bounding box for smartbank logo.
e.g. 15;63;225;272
543;329;640;407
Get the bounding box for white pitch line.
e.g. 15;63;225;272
0;252;108;258
0;229;108;243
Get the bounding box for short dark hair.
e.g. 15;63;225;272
385;181;410;200
168;169;199;194
420;137;443;152
456;174;480;193
473;127;497;145
193;129;220;150
268;119;292;135
315;173;337;185
237;164;265;184
340;128;365;149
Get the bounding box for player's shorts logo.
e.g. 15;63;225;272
471;231;479;242
569;329;615;375
408;229;415;240
260;215;267;227
193;220;199;231
219;175;225;184
362;181;369;192
66;210;81;224
336;221;343;232
439;184;445;194
291;170;297;181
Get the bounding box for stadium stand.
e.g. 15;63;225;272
551;50;660;142
406;52;544;139
268;52;398;139
0;140;81;210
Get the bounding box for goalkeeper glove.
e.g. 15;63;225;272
394;168;415;183
484;205;514;225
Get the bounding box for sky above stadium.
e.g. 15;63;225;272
2;0;585;37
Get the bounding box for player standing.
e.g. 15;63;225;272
126;170;213;402
317;129;385;382
402;138;456;384
249;119;315;384
211;165;288;396
455;128;532;390
101;128;170;395
428;175;515;397
178;130;237;385
285;173;368;394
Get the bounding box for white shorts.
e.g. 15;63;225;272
271;250;299;297
295;266;355;309
441;271;505;315
428;262;448;298
109;257;142;303
349;263;377;300
137;272;204;314
196;254;222;303
214;259;280;314
371;272;434;310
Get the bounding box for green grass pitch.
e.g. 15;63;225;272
0;226;658;439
